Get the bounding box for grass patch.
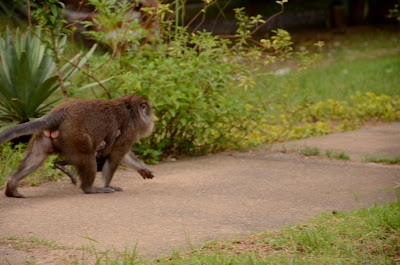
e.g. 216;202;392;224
19;203;396;264
156;204;400;264
290;27;400;102
325;150;350;160
298;147;350;160
0;236;132;265
259;27;400;108
300;146;321;156
292;52;400;102
362;154;400;165
0;236;72;251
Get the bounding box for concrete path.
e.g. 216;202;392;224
0;123;399;264
270;122;400;161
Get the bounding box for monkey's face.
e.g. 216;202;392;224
138;99;154;138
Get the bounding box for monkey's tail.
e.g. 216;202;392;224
0;112;61;145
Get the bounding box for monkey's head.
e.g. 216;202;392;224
127;94;154;138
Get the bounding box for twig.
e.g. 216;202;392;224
63;57;112;99
27;0;34;33
186;0;217;30
249;5;285;36
108;80;125;93
211;0;232;34
63;9;98;30
217;3;285;40
27;0;69;100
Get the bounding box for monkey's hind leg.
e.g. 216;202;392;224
5;135;53;198
54;161;77;185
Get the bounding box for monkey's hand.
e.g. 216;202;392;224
138;169;154;179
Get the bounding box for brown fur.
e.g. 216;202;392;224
1;94;154;198
52;129;121;184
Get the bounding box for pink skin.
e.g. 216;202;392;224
43;130;59;139
97;141;106;151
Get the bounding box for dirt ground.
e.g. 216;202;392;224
0;123;399;264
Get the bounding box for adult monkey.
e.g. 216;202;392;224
0;94;154;198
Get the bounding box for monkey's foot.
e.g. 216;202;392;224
5;184;25;198
108;186;123;192
138;169;154;179
82;187;117;194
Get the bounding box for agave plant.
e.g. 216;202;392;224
0;27;96;125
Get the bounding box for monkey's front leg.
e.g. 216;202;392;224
75;154;116;194
101;151;127;192
122;151;154;179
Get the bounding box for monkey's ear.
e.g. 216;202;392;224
140;102;150;115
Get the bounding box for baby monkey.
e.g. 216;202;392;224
47;129;122;185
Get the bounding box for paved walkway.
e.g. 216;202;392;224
1;123;399;264
270;122;400;161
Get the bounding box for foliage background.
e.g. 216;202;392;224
0;0;398;173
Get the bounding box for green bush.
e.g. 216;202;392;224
32;0;399;160
244;92;400;144
388;4;400;22
82;0;314;158
76;1;400;161
124;34;260;155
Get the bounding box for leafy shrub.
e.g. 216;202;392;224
85;0;400;158
123;34;262;155
245;92;400;144
388;4;400;22
82;0;313;158
25;0;399;161
351;92;400;121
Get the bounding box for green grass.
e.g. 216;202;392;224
298;147;351;160
362;154;400;165
259;27;400;104
325;150;350;160
295;53;400;101
150;203;400;264
1;236;72;251
7;203;397;264
300;146;321;156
